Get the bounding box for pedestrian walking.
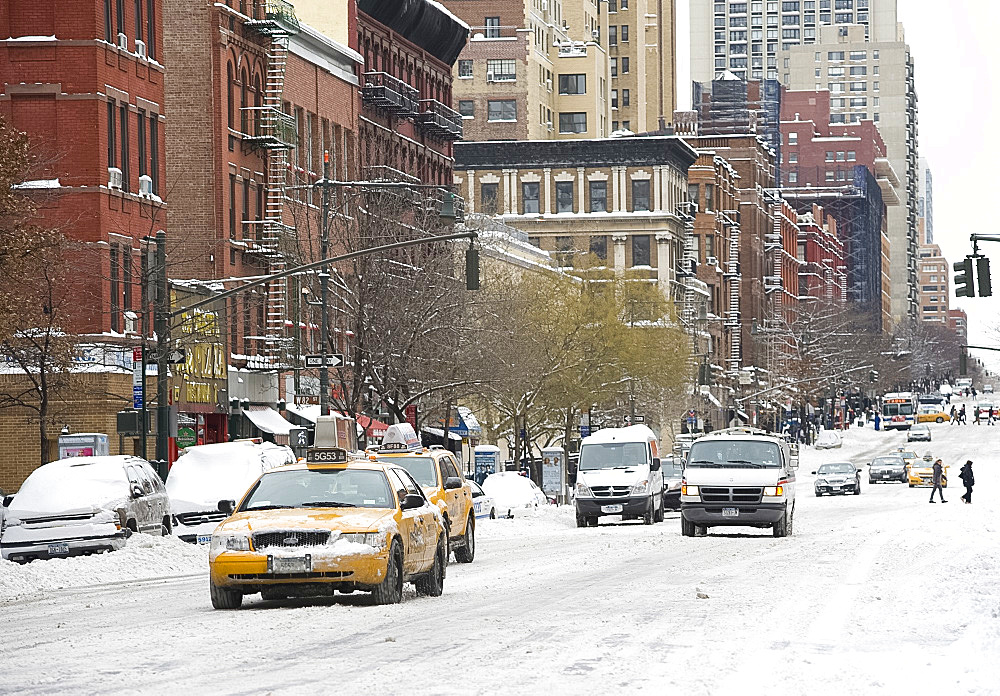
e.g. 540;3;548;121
990;407;996;426
960;405;967;424
950;405;957;424
974;408;981;425
959;460;975;504
929;459;947;503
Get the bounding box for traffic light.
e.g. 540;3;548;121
954;257;975;298
977;256;992;297
868;369;878;384
960;349;968;376
465;244;480;291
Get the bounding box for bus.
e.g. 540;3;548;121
881;392;917;430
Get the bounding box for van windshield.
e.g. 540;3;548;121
579;442;648;471
686;440;782;468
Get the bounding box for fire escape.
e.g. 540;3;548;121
242;0;300;364
722;210;742;371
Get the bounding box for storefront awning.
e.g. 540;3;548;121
422;426;463;441
244;407;294;435
357;414;389;439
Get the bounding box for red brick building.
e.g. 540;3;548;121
1;0;166;335
796;204;845;305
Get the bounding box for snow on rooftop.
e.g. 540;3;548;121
424;0;470;31
4;35;56;42
14;178;60;189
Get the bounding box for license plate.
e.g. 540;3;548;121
882;474;890;479
271;556;310;574
197;534;212;545
722;507;739;517
832;486;841;490
47;542;70;556
601;504;624;514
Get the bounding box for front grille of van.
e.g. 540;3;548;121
700;487;763;504
590;485;632;498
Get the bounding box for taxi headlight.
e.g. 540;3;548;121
340;532;386;550
764;485;784;497
210;534;250;554
575;482;594;498
681;484;699;497
630;480;650;496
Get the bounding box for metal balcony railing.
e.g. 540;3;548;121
245;0;300;34
361;72;419;116
241;106;297;148
418;99;463;140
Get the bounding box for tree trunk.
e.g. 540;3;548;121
38;391;48;466
562;407;574;505
441;397;453;455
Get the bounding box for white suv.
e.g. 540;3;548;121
680;429;797;537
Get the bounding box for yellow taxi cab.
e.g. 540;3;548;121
207;445;446;610
907;454;948;488
916;406;950;423
894;448;919;475
372;423;475;564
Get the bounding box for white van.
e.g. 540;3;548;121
680;428;797;537
574;425;664;527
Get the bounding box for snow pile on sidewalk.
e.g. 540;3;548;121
0;534;206;602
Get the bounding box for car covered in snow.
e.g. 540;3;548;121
372;424;475;563
867;455;908;484
469;480;496;520
812;462;861;496
680;428;797;537
813;429;843;449
208;454;446;609
482;471;548;517
1;456;170;563
907;424;932;442
167;440;295;543
907;455;948;488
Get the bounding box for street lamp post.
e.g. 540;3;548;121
153;227;170;472
319;151;331;416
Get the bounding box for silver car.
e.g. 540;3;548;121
1;456;170;563
867;455;908;484
813;462;861;496
907;424;932;442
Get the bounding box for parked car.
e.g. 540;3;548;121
469;480;496;520
0;486;8;538
482;471;548;517
167;440;295;544
867;455;908;484
813;462;861;496
985;385;994;394
661;458;683;510
907;424;932;442
814;429;843;449
208;456;446;609
1;456;170;563
916;405;950;423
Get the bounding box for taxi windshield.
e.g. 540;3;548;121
385;456;438;487
240;468;393;511
818;463;855;474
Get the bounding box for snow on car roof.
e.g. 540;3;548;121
11;456;137;515
582;424;656;444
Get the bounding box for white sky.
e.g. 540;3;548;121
675;0;1000;374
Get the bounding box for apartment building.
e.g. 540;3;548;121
452;135;698;302
691;0;898;84
796;204;845;304
918;157;932;244
916;244;950;325
947;308;967;345
781;23;918;322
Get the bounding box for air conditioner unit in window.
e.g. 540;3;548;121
541;0;548;10
108;167;123;190
545;78;552;91
118;32;128;50
139;174;153;196
486;71;495;82
135;39;147;59
707;256;719;266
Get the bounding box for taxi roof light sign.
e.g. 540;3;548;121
380;423;421;453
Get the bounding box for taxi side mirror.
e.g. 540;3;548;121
401;494;424;510
443;476;462;490
650;458;661;471
218;499;236;515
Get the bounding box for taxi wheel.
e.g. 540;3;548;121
416;538;446;597
210;580;243;610
372;541;403;605
454;514;475;563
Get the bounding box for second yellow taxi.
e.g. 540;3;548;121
208;445;446;610
907;455;949;488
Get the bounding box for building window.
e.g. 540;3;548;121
522;182;540;213
229;174;237;238
137;109;146;179
146;0;156;60
826;151;834;161
590;235;608;260
609;26;617;45
135;0;143;41
825;171;835;181
107;101;116;169
611;58;618;77
119;104;130;192
555;236;575;267
458;59;473;78
110;245;120;333
116;0;125;37
149;115;159;194
705;183;714;211
559;112;587;134
484;16;500;38
481;183;499;214
788;152;797;163
611;90;619;108
486;59;516;81
104;0;113;42
487;100;517;121
788;171;798;183
621;24;629;42
590;180;608;212
458;100;474;117
788;132;797;145
242;178;250;238
556;181;574;213
847;151;856;161
558;74;587;95
631;179;650;211
622;57;630;73
622;89;630;106
631;235;651;267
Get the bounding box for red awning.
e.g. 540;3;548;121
356;414;389;438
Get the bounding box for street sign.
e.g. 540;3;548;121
132;385;143;410
166;349;187;364
132;347;143;409
304;353;345;368
633;415;645;423
579;425;590;438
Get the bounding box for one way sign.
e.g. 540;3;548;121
304;354;345;368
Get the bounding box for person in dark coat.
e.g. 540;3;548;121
929;459;947;503
960;460;975;504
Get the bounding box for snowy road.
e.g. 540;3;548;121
2;414;999;695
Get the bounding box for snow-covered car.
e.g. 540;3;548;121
814;429;843;449
661;458;684;510
1;456;170;563
166;440;294;543
482;472;547;517
469;480;496;520
907;424;932;442
813;462;861;496
985;385;994;394
867;455;908;484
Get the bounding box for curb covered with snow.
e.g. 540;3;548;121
0;534;206;603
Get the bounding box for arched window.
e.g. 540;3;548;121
240;68;248;133
253;73;262;135
226;61;235;130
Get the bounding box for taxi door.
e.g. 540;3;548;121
440;455;471;536
389;469;434;573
